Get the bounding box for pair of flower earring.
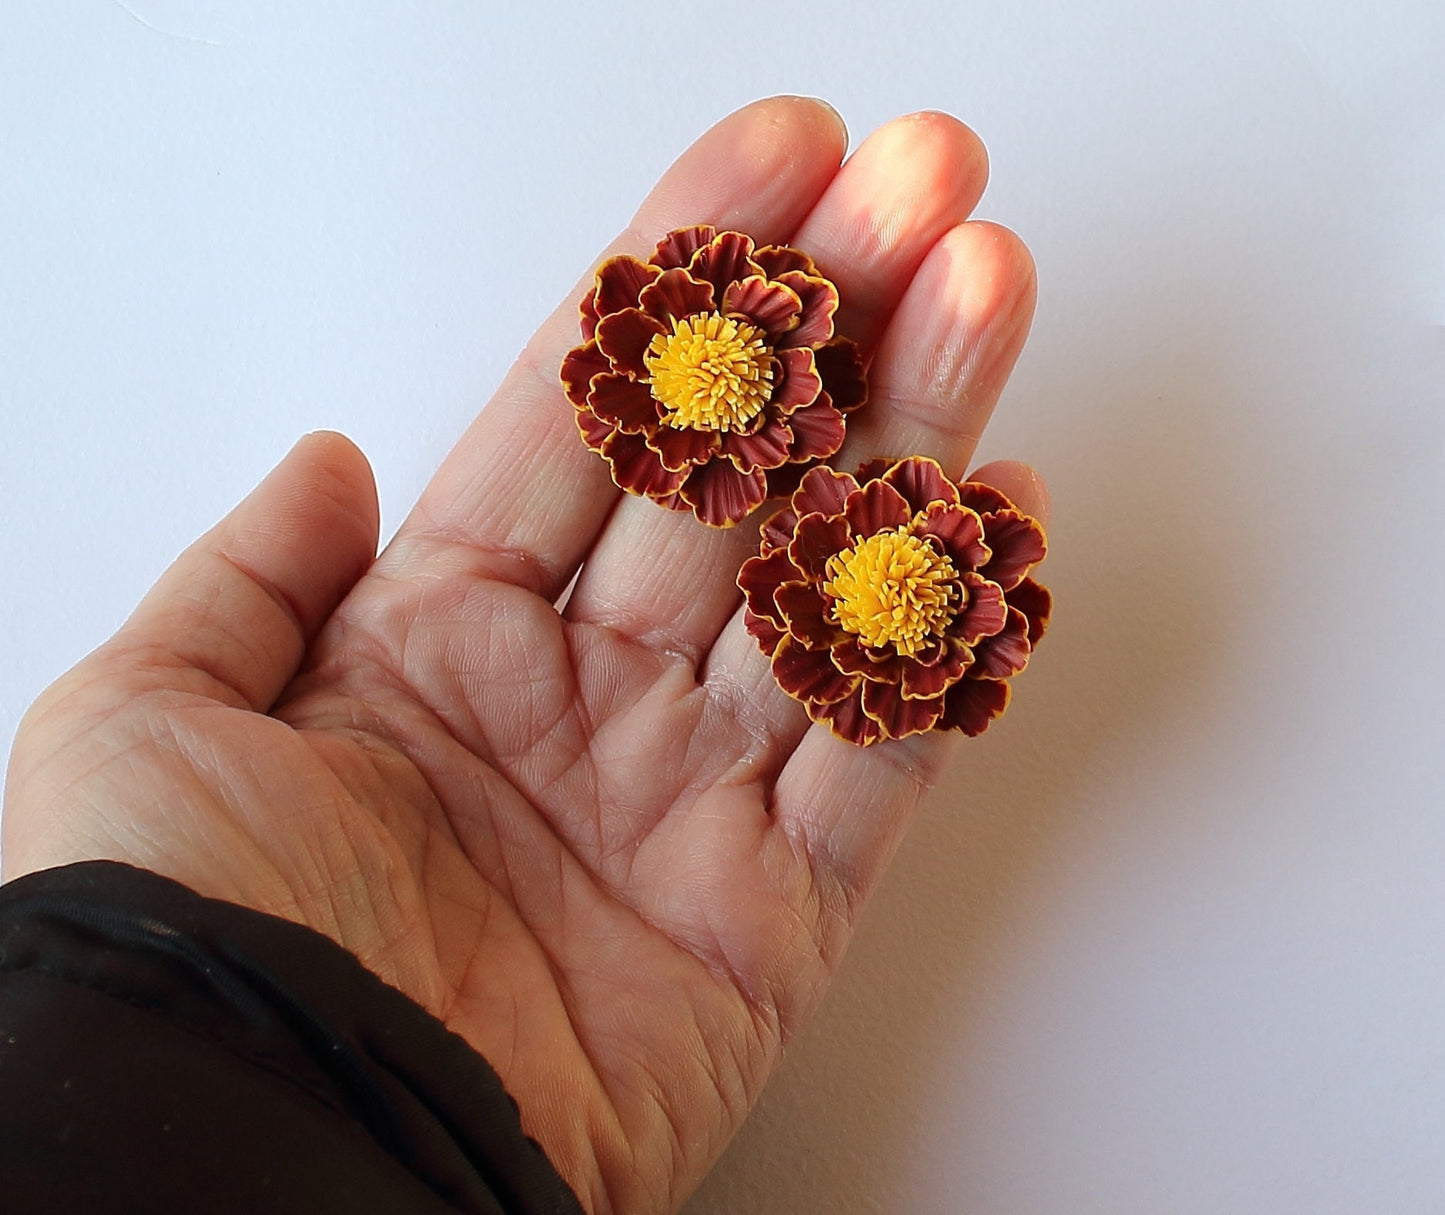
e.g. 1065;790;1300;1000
562;226;1051;746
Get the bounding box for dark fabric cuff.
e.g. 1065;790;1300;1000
0;860;585;1215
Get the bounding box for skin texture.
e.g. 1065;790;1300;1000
2;98;1046;1215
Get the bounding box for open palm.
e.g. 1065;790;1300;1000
3;98;1045;1214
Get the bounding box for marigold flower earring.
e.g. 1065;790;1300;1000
561;226;867;527
738;458;1051;745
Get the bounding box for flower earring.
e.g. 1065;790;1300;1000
561;226;866;527
739;458;1050;745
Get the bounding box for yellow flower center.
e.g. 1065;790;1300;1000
823;527;960;657
644;311;774;431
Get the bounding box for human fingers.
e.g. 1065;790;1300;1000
564;113;991;663
378;96;849;601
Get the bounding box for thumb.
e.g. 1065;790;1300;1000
105;431;379;712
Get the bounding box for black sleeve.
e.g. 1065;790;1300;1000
0;861;586;1215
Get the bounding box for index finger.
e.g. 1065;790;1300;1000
379;97;850;599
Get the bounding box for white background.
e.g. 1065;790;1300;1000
3;2;1444;1211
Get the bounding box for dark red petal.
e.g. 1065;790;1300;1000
787;511;852;578
792;465;858;518
775;580;838;648
911;636;947;666
722;275;801;338
580;291;601;342
731;396;773;437
844;479;912;537
561;340;610;407
588;374;660;433
753;243;818;278
680;460;768;527
648;424;719;471
594;256;661;318
775;271;838;349
883;457;960;513
689;231;758;298
745;610;786;654
773;347;822;412
738;548;798;626
853;456;895;485
764;463;810;500
759;506;799;555
969;607;1032;678
783;397;847;462
653;226;717;270
958;481;1017;514
955;573;1008;644
1007;576;1053;646
901;637;971;700
915;502;989;569
812;686;886;746
602;429;688;498
638;267;715;327
595;308;667;378
939;677;1010;737
830;638;904;683
815;338;868;412
722;418;794;471
772;636;856;705
980;510;1048;590
576;406;616;452
862;680;946;740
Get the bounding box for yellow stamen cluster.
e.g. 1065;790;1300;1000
824;527;960;657
644;311;774;432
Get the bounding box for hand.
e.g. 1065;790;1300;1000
3;98;1045;1214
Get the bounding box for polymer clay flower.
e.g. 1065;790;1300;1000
739;457;1051;745
561;225;867;527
